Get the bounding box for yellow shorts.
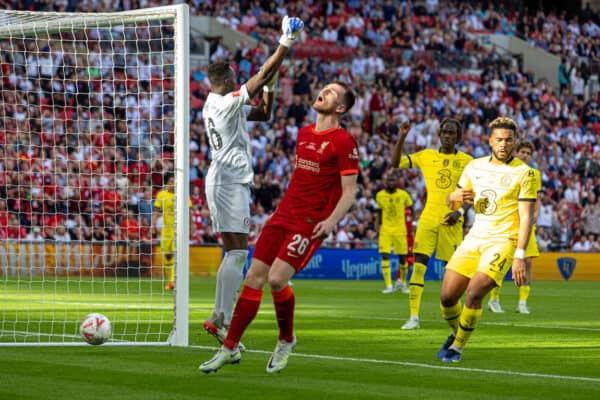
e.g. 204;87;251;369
525;228;539;258
413;216;463;261
378;230;407;255
446;237;516;287
160;237;175;255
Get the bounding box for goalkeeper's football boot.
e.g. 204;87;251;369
437;333;456;359
203;319;246;351
266;336;297;373
199;346;241;373
164;281;174;290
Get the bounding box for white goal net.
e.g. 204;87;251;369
0;5;189;346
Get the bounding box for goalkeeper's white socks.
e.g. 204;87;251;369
216;249;248;326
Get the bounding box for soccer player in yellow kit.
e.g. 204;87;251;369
438;117;537;363
375;173;413;294
487;140;542;314
154;172;192;290
391;119;472;329
154;173;177;290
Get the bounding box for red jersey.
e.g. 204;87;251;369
267;124;359;233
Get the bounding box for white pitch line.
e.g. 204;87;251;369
341;315;600;332
192;345;600;384
190;309;600;333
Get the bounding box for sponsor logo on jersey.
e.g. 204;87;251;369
443;159;449;167
317;141;330;154
349;147;359;160
296;157;320;173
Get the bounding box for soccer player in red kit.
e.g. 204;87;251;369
200;81;358;374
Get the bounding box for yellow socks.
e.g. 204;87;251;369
408;262;426;318
440;301;461;332
381;258;392;288
453;306;482;350
166;256;175;283
519;285;531;303
490;287;501;301
398;261;408;284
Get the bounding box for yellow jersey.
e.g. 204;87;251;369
376;189;413;234
398;149;472;223
458;156;538;240
155;190;175;237
531;167;542;230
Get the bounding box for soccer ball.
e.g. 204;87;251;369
80;313;112;345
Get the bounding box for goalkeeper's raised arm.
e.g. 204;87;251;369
244;16;304;99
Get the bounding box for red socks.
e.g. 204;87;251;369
272;285;295;342
223;284;296;349
223;285;263;350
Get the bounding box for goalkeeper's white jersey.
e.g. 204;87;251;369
203;84;253;185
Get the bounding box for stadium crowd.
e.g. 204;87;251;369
0;0;599;252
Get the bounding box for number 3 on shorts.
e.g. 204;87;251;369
287;234;310;256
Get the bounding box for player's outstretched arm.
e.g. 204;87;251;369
391;121;411;168
311;175;358;239
245;16;304;98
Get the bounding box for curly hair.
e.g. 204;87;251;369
488;117;518;135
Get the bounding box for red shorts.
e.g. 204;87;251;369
252;224;323;272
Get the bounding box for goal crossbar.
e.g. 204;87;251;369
0;6;182;38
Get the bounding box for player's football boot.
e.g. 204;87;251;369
401;317;420;330
382;286;395;294
516;303;530;314
437;333;456;359
266;336;297;373
164;281;174;290
394;280;410;294
202;319;246;351
199;346;241;373
487;299;504;313
441;348;462;363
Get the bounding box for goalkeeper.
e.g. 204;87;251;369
202;16;304;348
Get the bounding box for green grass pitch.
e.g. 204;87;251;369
1;278;600;399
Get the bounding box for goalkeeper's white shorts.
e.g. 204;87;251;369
205;183;251;234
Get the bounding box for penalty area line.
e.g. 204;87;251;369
192;345;600;383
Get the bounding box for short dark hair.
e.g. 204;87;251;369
207;62;232;87
163;172;174;186
488;117;518;135
440;117;463;142
331;80;355;114
516;140;535;153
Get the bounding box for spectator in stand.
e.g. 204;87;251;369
26;226;44;242
573;235;593;252
582;194;600;236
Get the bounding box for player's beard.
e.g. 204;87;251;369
312;98;335;114
492;147;512;162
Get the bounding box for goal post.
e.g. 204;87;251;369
0;5;189;346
